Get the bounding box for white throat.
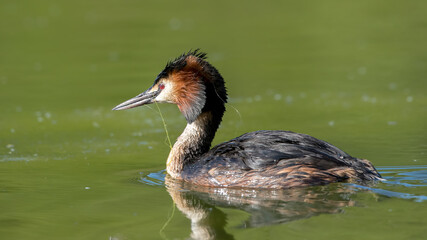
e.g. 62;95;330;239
166;112;213;178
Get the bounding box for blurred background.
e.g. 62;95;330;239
1;0;426;239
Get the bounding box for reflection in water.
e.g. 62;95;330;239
165;176;361;240
166;179;234;240
138;166;427;239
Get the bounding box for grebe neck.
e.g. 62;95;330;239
166;107;224;179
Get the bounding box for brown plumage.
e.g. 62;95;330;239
113;50;382;189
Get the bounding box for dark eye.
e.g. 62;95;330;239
159;84;165;90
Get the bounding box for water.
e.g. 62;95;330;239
1;0;426;239
140;166;427;238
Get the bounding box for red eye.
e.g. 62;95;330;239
159;84;165;90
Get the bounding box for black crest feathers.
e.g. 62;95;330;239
155;49;207;82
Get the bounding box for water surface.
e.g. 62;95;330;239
1;0;426;239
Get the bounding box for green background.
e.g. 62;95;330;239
1;0;426;239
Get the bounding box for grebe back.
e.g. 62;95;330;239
113;50;381;189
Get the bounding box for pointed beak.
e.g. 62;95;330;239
112;88;160;111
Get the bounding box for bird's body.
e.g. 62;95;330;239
113;50;381;189
180;130;380;188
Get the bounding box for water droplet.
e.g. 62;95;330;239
169;18;182;30
84;10;98;23
328;121;335;127
132;132;143;137
361;95;370;102
388;83;397;90
49;5;62;17
145;119;153;126
92;121;100;128
34;62;43;71
10;128;15;133
108;51;119;62
357;67;367;75
84;187;91;190
35;16;49;28
406;96;413;103
387;121;397;126
90;64;98;72
1;76;7;85
347;74;355;80
274;94;282;101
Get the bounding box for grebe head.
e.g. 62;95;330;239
113;49;227;123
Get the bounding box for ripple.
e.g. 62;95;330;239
348;184;427;202
349;165;427;202
138;170;166;186
0;155;36;162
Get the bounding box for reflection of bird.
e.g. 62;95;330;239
167;178;235;240
166;176;361;236
113;50;381;188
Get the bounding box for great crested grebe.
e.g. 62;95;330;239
113;50;381;189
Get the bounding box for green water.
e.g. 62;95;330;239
1;0;426;239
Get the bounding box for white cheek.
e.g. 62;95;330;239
154;82;175;103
